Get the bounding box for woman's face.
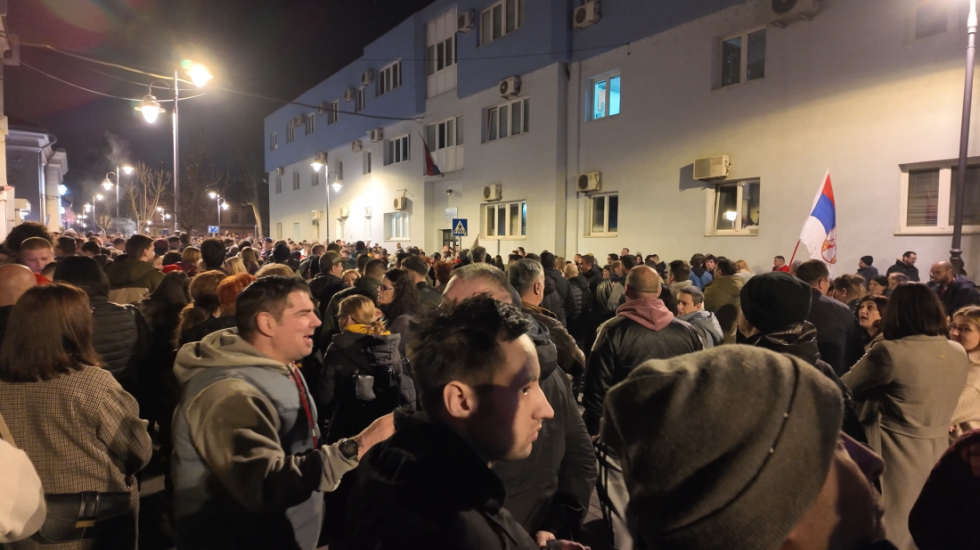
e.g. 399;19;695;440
857;302;881;333
377;277;395;306
950;316;980;352
602;269;610;280
342;273;358;287
868;280;886;296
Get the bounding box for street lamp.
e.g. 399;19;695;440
311;151;327;172
209;192;227;235
952;0;978;275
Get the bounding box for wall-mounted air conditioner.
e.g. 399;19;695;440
574;1;601;29
369;128;384;142
458;10;475;32
361;69;374;86
578;172;601;192
499;76;521;99
352;140;363;152
770;0;820;28
693;155;730;181
483;184;503;202
344;88;356;102
393;197;407;211
312;210;323;223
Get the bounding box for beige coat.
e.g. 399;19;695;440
842;336;970;550
0;366;152;550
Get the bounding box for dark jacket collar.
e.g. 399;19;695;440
743;322;821;365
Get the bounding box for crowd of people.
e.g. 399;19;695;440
0;221;979;550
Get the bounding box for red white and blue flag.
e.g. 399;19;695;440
421;134;442;177
799;170;837;276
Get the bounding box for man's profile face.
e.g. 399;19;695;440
621;248;628;257
930;264;952;285
677;293;701;316
264;241;273;251
774;257;785;268
269;291;321;362
905;254;917;266
22;248;54;274
468;335;553;461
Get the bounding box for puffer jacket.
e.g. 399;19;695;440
540;277;567;327
90;295;151;400
544;267;576;324
523;303;586;376
105;258;164;305
566;275;594;345
703;274;744;344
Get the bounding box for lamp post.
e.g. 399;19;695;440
952;0;978;275
311;152;342;242
209;191;228;236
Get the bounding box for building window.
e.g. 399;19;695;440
384;212;410;240
286;125;295;143
915;1;948;40
426;35;456;77
485;200;527;238
899;162;980;234
275;175;282;194
364;152;372;174
481;0;526;46
327;101;339;125
589;194;619;236
592;74;621;120
487;98;529;141
385;136;410;166
709;179;760;235
305;113;315;135
337;160;344;181
426;115;464;151
355;88;366;112
276;223;283;239
720;29;766;87
293;172;301;191
378;62;402;96
231;212;240;224
270;133;278;151
312;170;319;186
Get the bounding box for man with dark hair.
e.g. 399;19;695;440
606;252;619;265
796;260;860;376
857;255;878;288
321;258;387;335
179;232;191;251
645;254;667;279
928;260;980;316
689;253;713;289
594;260;627;325
200;238;227;272
620;254;637;273
540;250;575;326
773;255;791;273
345;297;589;550
887;251;920;282
79;240;110;268
171;277;393;550
112;237;126;253
676;286;724;349
54;236;76;259
168;235;181;251
260;237;274;260
105;234;164;304
1;221;52;258
703;256;744;345
309;252;345;309
667;259;695;297
402;254;441;309
440;265;595;545
583;266;702;548
580;254;602;294
298;243;326;279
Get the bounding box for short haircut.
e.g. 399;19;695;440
872;275;890;288
796;260;830;285
472;246;487;263
678;286;705;306
408;296;532;414
311;244;325;255
775;255;786;261
509;259;544;295
200;238;227;269
125;234;154;258
669;260;691;281
882;283;948;340
402;255;429;278
608;253;619;262
580;254;596;267
113;237;125;246
326;242;341;253
80;241;101;256
236;276;312;340
450;262;509;294
903;251;917;259
609;260;623;273
690;253;706;267
168;235;180;244
162;251;183;266
319;253;336;276
889;273;910;284
52;256;110;298
540;251;556;271
3;221;52;254
56;236;77;255
622;248;629;253
364;258;388;280
704;254;717;263
715;257;738;277
621;255;637;271
20;237;53;252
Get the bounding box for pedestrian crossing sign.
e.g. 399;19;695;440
452;218;468;237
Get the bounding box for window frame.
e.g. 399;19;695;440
425;115;464;152
377;61;403;97
275;175;282;194
270;133;278;151
590;72;622;120
717;27;767;89
327;101;339;125
426;35;456;77
587;193;619;237
384;211;410;241
704;179;761;236
286;125;295;143
898;158;980;235
311;169;319;187
305;113;315;135
364;152;372;174
355;88;366;112
487;98;530;141
292;172;301;191
337;159;344;181
384;135;410;166
480;0;526;46
484;200;528;239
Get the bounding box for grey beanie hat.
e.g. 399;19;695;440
601;346;843;550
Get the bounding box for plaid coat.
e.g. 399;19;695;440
0;365;152;550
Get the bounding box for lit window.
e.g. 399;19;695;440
592;74;620;119
709;180;760;235
720;29;766;87
485;200;527;238
481;0;526;46
378;62;403;96
487;98;529;141
589;194;619;236
898;162;980;234
385;136;410;166
384;212;410;240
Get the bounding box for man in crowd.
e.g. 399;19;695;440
402;254;441;309
886;250;920;282
583;265;702;549
857;255;878;289
19;237;55;276
343;296;588;550
105;234;164;304
607;252;619;265
440;264;595;545
200;238;227;272
0;264;35;342
667;259;696;297
168;235;181;251
297;243;325;279
541;251;576;326
322;258;387;334
676;286;724;349
773;255;791;273
171;276;393;550
53;236;76;260
153;238;169;258
594;260;627;326
600;346;889;550
79;240;110;268
796;260;860;376
689;253;713;289
703;257;744;345
260;237;274;260
580;254;602;294
112;237;126;253
645;254;667;279
310;252;346;311
928;260;980;316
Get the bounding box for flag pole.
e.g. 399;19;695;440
788;239;801;266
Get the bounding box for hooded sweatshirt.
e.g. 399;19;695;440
615;297;674;331
171;329;357;550
105;257;164;304
679;310;725;349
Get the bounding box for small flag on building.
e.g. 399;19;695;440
799;170;837;276
421;133;442;177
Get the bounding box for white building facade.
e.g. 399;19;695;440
266;0;980;274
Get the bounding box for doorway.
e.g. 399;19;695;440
441;229;453;252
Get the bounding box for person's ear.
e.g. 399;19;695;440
443;381;477;419
255;311;277;337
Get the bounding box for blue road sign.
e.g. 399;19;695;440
452;218;468;237
208;225;219;234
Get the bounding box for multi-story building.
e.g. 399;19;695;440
266;0;980;274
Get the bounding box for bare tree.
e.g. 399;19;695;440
239;159;269;239
126;163;171;231
178;142;227;234
97;214;112;236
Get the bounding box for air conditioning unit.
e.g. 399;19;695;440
364;206;373;216
499;76;522;99
340;206;350;218
483;184;503;202
577;172;601;192
276;167;285;175
311;210;324;223
574;1;601;29
693;155;731;181
361;69;374;86
369;128;384;142
352;140;363;152
769;0;820;28
458;10;475;32
393;197;408;211
344;88;356;102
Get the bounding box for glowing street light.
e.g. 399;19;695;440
311;151;327;172
186;64;213;88
137;94;165;123
121;165;135;175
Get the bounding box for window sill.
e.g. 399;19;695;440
484;133;528;145
483;236;527;240
385;238;411;242
585;233;619;238
895;226;980;236
713;77;765;92
705;228;759;237
589;113;621;122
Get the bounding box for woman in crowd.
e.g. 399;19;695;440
832;273;867;310
240;247;260;275
315;295;414;442
493;255;505;271
177;270;228;346
215;273;256;317
137;271;191;434
856;294;889;352
734;260;754;285
255;262;295;279
842;283;970;549
376;268;420;357
223;256;246;276
178;246;201;277
949;305;980;441
0;284;152;550
433;261;453;293
341;268;360;288
868;274;890;296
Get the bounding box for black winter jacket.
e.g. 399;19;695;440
806;288;861;376
540;277;567;327
178;314;237;347
566;275;595;344
415;281;442;310
583;315;703;435
582;265;603;295
544;267;577;324
90;295;151;399
929;275;980;316
886;260;920;282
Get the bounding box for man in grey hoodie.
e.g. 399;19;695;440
171;276;393;550
676;286;724;349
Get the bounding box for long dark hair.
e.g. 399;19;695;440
881;283;948;340
0;284;102;382
382;268;420;322
141;271;191;323
52;256;110;298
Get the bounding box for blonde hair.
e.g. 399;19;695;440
240;247;259;267
224;256;246;275
341;268;360;282
337;295;385;334
735;260;753;275
182;246;201;266
255;263;295;279
953;305;980;327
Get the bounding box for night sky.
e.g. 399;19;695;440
5;0;435;207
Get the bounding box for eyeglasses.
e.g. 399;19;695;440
379;285;393;292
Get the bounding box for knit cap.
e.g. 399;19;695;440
601;346;842;550
740;271;811;334
861;256;874;266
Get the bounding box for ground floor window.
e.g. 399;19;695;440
384;212;410;240
708;179;759;235
900;161;980;234
485;200;526;238
588;193;618;236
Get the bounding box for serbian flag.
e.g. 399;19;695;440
799;170;837;276
421;134;442;177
